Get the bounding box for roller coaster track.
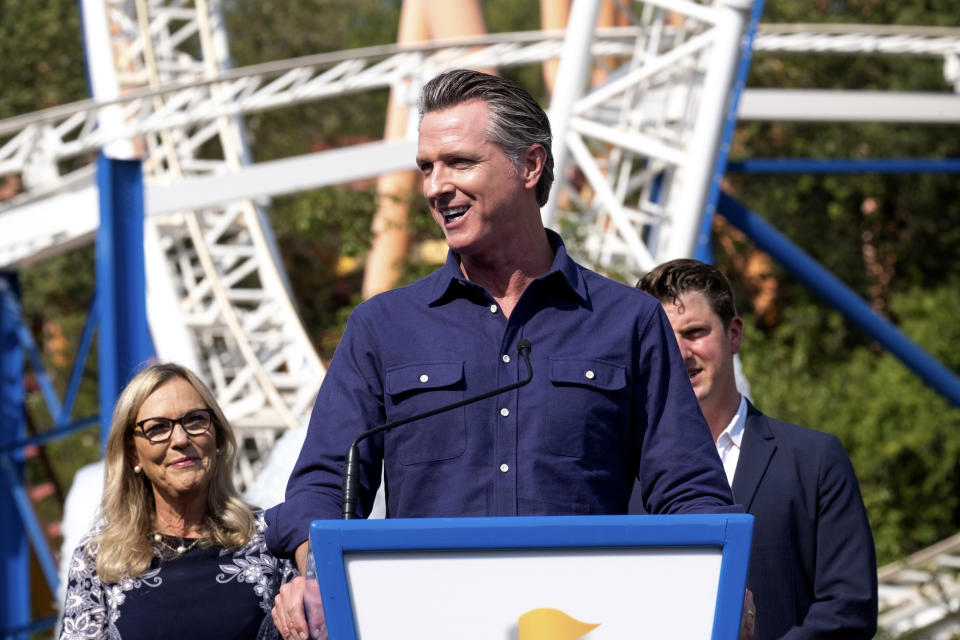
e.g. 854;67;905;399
0;7;957;482
3;0;759;489
878;533;960;638
3;6;960;635
2;22;958;263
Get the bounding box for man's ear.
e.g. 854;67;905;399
728;316;743;356
520;143;546;191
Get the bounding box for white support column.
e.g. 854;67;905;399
542;0;602;228
661;0;754;260
78;0;137;160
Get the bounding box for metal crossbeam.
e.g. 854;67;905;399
1;16;955;475
75;0;327;486
878;533;960;638
4;24;958;190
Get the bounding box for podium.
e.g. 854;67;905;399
310;514;752;640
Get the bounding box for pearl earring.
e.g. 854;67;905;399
133;465;142;474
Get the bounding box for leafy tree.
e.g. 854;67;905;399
721;1;960;564
739;282;960;563
0;0;87;119
5;0;960;577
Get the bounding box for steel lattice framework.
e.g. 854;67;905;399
0;5;958;480
878;533;960;638
2;21;958;263
3;6;960;635
85;0;327;485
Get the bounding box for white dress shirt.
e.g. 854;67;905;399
715;394;747;488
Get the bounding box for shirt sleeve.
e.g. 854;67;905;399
782;436;878;640
634;304;739;514
265;309;385;558
58;539;109;640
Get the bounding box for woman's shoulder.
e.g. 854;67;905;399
252;507;268;539
69;521;106;561
224;507;268;554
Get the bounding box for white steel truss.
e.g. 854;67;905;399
4;4;960;634
878;533;960;638
544;0;759;271
80;0;326;487
1;3;958;493
2;22;957;269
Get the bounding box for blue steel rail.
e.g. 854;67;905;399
717;191;960;410
726;158;960;174
0;155;152;639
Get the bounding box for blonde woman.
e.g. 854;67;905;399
59;363;295;640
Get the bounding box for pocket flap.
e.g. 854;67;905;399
386;361;465;395
548;358;626;391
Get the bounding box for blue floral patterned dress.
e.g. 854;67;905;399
58;511;295;640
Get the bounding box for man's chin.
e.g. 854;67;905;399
691;382;709;403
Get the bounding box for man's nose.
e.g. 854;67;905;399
424;166;453;200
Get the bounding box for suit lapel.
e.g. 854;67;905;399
731;401;776;511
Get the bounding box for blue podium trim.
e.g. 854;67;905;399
310;514;752;640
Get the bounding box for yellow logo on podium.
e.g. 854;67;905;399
518;607;601;640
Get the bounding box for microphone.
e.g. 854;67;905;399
341;339;533;519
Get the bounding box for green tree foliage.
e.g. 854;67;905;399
740;283;960;563
2;0;100;543
19;248;101;489
0;0;87;119
223;0;542;358
721;1;960;563
4;0;960;572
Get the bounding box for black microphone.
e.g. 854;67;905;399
341;339;533;519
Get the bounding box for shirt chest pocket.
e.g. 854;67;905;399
546;358;629;458
384;361;467;465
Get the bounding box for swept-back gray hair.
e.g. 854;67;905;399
419;69;554;206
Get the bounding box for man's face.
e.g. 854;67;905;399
662;291;742;412
416;99;535;257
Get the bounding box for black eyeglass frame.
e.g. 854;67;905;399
134;408;215;443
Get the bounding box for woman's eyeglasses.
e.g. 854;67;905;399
135;408;214;443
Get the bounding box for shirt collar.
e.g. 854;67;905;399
428;229;588;306
717;394;748;450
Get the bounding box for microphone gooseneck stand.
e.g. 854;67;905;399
341;339;533;519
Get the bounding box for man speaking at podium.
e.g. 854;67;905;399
265;70;737;638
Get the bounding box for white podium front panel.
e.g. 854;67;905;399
346;548;721;639
310;514;753;640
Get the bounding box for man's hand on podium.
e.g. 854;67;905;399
273;576;327;640
273;541;328;640
740;588;756;640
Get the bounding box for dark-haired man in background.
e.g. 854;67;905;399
638;259;878;640
268;70;738;639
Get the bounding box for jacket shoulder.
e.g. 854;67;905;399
748;404;847;456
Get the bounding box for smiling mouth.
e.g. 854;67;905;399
441;205;469;224
170;457;198;467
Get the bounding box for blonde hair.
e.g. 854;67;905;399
93;362;256;583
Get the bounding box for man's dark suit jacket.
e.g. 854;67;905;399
735;401;878;640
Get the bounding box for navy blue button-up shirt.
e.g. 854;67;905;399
265;231;734;556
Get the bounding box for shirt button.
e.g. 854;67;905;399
500;463;509;473
502;354;511;363
489;304;498;314
500;408;509;417
419;374;429;383
585;370;595;380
